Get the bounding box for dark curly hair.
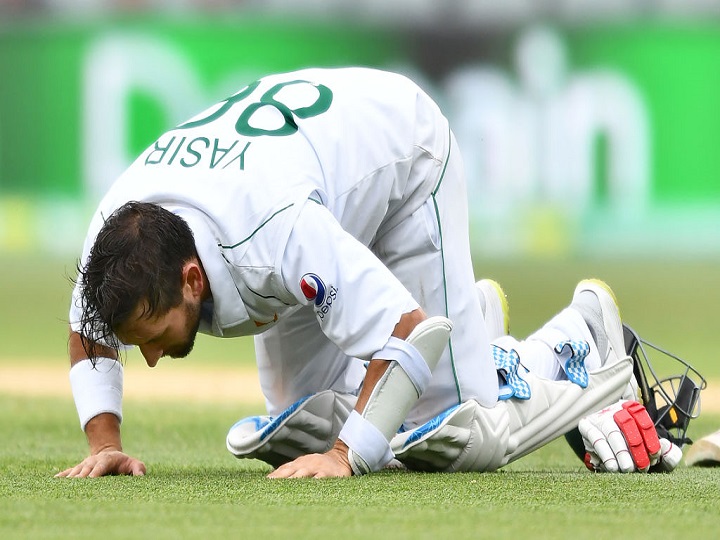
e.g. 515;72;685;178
76;201;198;360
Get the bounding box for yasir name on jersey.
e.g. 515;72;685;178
144;135;251;170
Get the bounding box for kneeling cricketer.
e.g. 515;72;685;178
58;67;703;479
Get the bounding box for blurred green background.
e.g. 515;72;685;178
1;9;718;540
0;5;718;394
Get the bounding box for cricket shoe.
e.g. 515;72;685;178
569;279;638;399
476;279;509;341
684;428;720;467
569;279;627;368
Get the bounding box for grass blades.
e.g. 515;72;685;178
2;255;720;538
2;394;719;540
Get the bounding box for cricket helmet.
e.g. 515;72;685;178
565;323;706;460
623;324;706;447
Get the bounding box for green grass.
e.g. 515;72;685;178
2;254;720;538
1;393;719;540
2;253;720;378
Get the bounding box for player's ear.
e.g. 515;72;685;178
182;259;206;300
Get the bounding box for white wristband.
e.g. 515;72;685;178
69;358;123;431
372;336;431;396
338;410;394;474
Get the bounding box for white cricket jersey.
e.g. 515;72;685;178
70;67;448;362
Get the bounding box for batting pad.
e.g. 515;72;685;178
392;355;633;472
391;401;510;472
226;390;356;468
501;355;633;465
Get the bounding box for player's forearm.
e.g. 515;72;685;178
353;308;426;413
85;412;124;454
391;308;427;340
68;329;117;366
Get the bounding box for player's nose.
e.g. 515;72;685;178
139;344;162;367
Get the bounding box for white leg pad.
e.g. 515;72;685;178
501;355;633;465
391;400;510;472
226;390;356;468
392;356;633;471
344;316;453;474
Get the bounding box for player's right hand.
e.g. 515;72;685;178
267;440;353;479
55;450;146;478
578;400;682;473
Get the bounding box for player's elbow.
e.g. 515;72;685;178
68;329;118;365
392;308;428;340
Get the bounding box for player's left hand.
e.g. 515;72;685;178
267;441;353;478
578;400;682;473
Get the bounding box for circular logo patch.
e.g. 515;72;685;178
300;273;326;306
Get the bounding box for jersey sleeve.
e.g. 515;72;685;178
278;200;419;360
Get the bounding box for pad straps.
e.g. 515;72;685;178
371;336;431;396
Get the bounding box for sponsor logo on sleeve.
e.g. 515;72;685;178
300;273;326;306
300;273;338;319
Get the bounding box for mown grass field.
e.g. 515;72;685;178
1;393;719;540
1;254;719;539
0;397;720;540
4;253;720;375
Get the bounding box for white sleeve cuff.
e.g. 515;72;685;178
338;410;394;474
69;358;124;431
